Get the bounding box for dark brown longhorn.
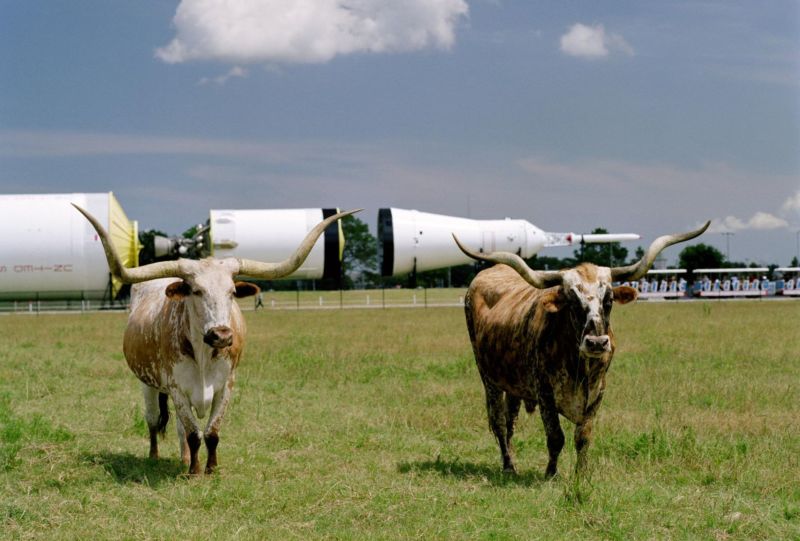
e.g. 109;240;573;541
455;222;708;478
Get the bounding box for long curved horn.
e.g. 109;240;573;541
452;234;562;289
611;221;710;282
73;204;183;283
237;209;362;279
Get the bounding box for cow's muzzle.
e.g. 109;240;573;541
203;326;233;349
581;335;611;357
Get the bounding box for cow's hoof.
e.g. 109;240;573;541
502;465;517;475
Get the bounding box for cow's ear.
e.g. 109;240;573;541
165;280;191;299
234;281;261;298
542;288;566;313
612;285;638;304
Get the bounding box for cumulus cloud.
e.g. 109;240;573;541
156;0;469;65
707;190;800;233
708;212;789;233
559;23;633;59
782;190;800;213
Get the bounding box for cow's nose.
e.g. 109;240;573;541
583;335;610;355
204;326;233;348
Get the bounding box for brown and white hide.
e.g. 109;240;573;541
72;203;360;476
125;259;258;475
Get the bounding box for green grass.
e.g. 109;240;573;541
1;300;798;539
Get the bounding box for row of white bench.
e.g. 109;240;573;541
621;279;686;299
698;277;771;296
779;278;800;296
620;277;800;298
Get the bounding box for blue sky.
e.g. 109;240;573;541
1;1;799;265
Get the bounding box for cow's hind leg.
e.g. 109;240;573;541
175;416;191;466
504;394;522;471
142;385;169;459
482;378;515;473
538;404;564;478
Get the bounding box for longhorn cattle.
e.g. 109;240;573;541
74;205;359;475
454;222;708;478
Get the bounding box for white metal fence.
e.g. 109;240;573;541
0;288;471;313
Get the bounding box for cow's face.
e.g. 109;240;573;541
164;259;260;349
545;264;637;357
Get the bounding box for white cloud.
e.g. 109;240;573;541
748;212;789;229
706;190;800;233
559;23;633;59
156;0;469;65
708;212;788;233
782;190;800;213
198;66;248;86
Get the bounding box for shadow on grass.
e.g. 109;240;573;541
398;458;546;488
82;452;185;487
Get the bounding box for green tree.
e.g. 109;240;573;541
340;215;379;289
678;243;725;274
412;264;478;288
790;256;799;267
631;246;645;264
525;254;574;271
573;228;629;266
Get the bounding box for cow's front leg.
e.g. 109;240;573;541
574;418;594;477
170;391;204;475
203;379;234;474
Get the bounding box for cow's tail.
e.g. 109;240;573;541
464;290;477;346
157;392;170;437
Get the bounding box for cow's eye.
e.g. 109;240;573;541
567;289;579;302
192;289;202;296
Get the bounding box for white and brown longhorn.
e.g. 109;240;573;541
74;204;360;475
454;221;708;478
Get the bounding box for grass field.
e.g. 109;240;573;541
1;300;798;539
